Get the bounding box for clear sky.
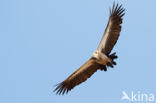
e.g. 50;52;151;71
0;0;156;103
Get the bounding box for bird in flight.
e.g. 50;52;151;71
54;2;125;95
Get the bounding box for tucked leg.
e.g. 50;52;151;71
99;64;107;71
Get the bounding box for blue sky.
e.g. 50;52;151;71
0;0;156;103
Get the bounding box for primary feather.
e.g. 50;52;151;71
97;3;125;55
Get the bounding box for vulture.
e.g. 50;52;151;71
54;2;125;95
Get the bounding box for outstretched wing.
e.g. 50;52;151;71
54;58;100;95
97;3;125;55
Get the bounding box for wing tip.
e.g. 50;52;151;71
110;2;125;17
53;81;70;95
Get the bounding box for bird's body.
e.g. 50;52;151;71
54;2;125;95
92;50;111;65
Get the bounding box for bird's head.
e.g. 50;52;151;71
92;50;99;59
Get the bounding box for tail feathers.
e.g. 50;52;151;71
99;52;118;71
107;52;118;68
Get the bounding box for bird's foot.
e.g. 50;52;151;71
99;64;107;71
107;52;118;68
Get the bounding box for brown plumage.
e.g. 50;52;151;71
54;2;125;95
54;58;100;95
97;3;125;55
